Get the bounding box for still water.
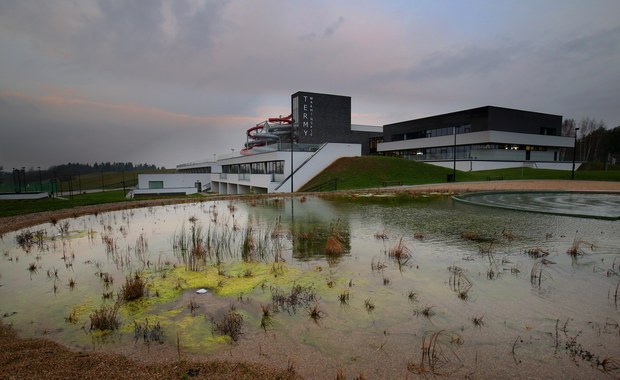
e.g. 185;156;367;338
1;194;619;378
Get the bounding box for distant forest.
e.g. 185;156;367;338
562;119;620;163
47;162;160;175
0;162;162;186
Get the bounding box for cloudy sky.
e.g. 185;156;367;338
1;0;619;170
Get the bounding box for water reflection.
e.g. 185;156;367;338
0;194;618;378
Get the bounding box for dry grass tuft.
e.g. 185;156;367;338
89;303;120;331
407;330;462;375
121;272;146;301
213;306;244;342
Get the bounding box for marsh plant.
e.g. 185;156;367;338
307;303;325;323
121;272;147;301
388;237;412;264
89;303;121;331
448;266;472;300
530;260;552;288
364;298;375;312
241;226;256;262
567;237;596;257
413;305;436;319
134;318;165;344
212;306;244;342
338;290;350;305
15;230;35;252
407;330;462;375
271;284;318;314
324;220;347;256
260;304;274;331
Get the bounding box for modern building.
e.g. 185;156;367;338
378;106;575;171
134;91;382;195
134;95;578;196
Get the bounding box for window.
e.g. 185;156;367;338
148;181;164;189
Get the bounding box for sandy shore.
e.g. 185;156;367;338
1;179;619;379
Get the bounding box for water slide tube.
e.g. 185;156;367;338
240;114;293;155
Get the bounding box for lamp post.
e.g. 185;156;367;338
452;126;457;182
571;127;580;180
290;121;294;193
38;167;42;192
21;167;26;192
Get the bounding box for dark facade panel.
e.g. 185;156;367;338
291;91;381;154
383;106;562;142
487;107;562;135
292;91;351;145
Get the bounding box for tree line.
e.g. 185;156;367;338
0;162;162;186
562;118;620;164
48;162;160;176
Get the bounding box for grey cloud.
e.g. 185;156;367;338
558;26;620;62
323;16;345;37
298;16;345;40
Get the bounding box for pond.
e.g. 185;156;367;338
454;191;620;220
0;194;619;378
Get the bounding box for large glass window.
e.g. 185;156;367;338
148;181;164;189
221;160;284;175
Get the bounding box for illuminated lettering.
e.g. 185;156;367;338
299;95;314;139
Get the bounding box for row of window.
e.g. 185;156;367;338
222;160;284;174
391;144;549;160
178;167;211;173
391;124;471;142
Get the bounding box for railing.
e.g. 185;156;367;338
303;178;338;192
219;173;228;179
238;173;250;181
381;180;403;187
274;143;328;192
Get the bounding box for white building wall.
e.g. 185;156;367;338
428;160;582;171
135;173;212;195
274;143;362;193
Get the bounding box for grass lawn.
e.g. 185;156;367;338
0;191;129;217
300;156;620;191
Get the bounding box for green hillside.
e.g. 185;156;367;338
300;156;620;191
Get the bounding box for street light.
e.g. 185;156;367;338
571;127;580;180
38;167;42;192
290;120;294;193
452;126;457;182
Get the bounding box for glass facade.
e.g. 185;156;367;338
390;143;549;161
222;160;284;175
148;181;164;189
391;124;471;142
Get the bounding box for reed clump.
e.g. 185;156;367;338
567;237;595;257
89;303;121;331
121;272;147;301
134;318;165;344
388;237;412;265
307;303;325;323
271;284;318;314
324;220;347;256
213;306;244;342
407;330;462;375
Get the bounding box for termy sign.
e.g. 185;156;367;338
300;95;314;137
291;91;352;145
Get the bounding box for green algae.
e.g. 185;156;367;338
66;297;97;324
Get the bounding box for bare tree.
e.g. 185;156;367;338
561;119;576;161
578;117;606;161
562;118;576;137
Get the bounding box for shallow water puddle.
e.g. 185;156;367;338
0;195;619;378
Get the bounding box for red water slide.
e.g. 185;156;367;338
240;114;293;155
